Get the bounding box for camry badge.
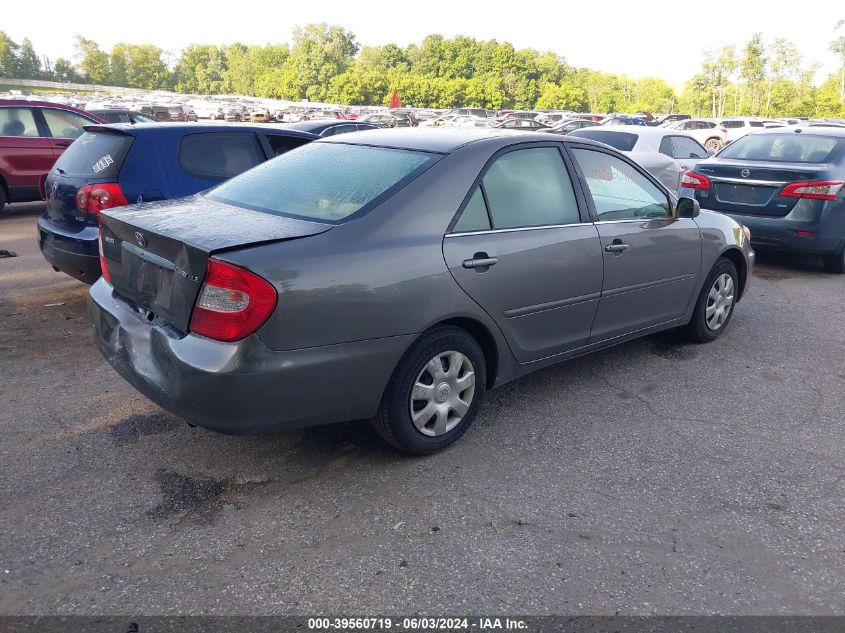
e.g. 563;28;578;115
134;232;147;248
740;169;751;178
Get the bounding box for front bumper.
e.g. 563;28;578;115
88;279;413;433
37;216;101;283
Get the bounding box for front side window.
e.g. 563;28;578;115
208;142;439;223
179;132;265;180
42;109;92;139
480;147;580;229
0;108;39;137
571;148;670;221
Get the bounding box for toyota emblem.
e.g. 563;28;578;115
740;169;751;178
134;231;147;248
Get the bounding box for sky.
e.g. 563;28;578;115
5;1;842;88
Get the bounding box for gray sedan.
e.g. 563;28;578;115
89;129;754;454
569;126;712;192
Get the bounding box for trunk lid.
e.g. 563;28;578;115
45;127;134;230
695;160;830;217
100;195;332;333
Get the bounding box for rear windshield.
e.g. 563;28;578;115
568;130;639;152
207;142;440;223
52;131;133;178
719;133;841;163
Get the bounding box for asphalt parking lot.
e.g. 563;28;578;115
1;202;843;616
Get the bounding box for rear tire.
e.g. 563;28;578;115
372;326;486;454
704;137;723;151
822;248;845;274
681;257;739;343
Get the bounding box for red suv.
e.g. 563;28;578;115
0;100;104;212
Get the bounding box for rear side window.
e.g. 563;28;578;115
722;120;744;129
749;121;764;128
569;130;639;152
719;134;841;163
207;142;439;223
453;187;491;232
52;131;133;178
42;109;92;139
266;134;310;156
0;107;39;137
481;147;580;229
179;132;265;180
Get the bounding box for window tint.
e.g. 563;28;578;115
180;132;264;179
718;133;841;163
453;187;491;232
659;136;673;157
208;143;438;224
325;124;357;137
749;121;764;127
571;148;670;221
0;107;39;137
722;120;744;129
568;129;639;151
482;147;580;229
670;136;708;159
42;109;91;138
266;134;310;156
52;131;133;178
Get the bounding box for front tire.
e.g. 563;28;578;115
681;257;739;343
822;248;845;274
372;326;486;454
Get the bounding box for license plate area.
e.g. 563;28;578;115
715;183;775;206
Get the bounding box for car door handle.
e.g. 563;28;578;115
53;140;72;148
462;253;498;270
604;243;630;253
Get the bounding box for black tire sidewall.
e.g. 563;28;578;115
382;328;486;454
687;258;739;342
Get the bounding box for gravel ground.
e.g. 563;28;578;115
0;202;843;615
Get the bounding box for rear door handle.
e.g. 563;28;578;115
604;243;630;253
53;140;72;148
462;253;498;271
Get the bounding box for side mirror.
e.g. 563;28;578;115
677;197;700;219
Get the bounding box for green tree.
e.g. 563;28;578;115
17;38;41;79
277;24;358;101
0;32;21;77
75;36;110;84
831;20;845;103
740;33;766;114
52;58;81;83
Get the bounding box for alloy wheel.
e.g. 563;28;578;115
410;351;476;436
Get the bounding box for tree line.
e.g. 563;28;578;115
1;23;844;117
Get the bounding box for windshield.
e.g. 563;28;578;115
207;142;440;223
568;130;640;152
718;133;841;163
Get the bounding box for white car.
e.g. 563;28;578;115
719;118;766;143
568;126;710;193
665;119;728;151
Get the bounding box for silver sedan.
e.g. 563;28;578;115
568;126;712;192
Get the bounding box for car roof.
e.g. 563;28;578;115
318;127;611;153
738;126;845;138
285;120;361;132
82;122;317;139
0;99;104;120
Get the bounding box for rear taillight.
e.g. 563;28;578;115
720;126;728;134
780;180;844;201
681;171;711;190
97;216;111;283
76;183;129;215
189;258;277;342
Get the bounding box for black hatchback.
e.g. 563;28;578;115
679;126;845;273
